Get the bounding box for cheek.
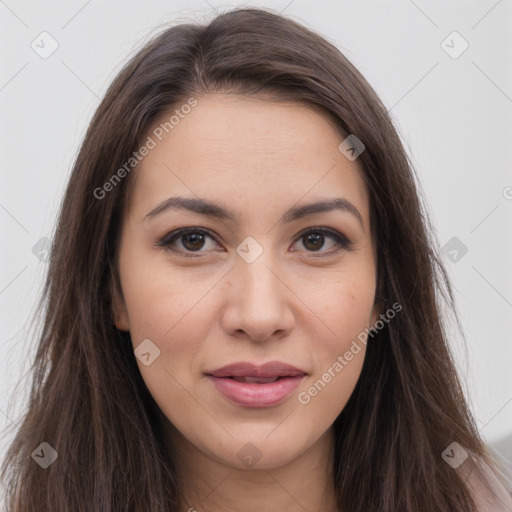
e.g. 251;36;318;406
120;246;221;347
321;285;372;336
120;261;219;426
117;248;224;416
296;267;374;412
303;263;376;348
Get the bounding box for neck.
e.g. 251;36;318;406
163;421;339;512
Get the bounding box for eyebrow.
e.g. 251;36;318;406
144;196;365;230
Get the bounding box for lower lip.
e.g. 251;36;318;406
207;375;304;407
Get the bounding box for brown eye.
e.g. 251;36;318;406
292;228;351;254
156;227;223;257
181;232;206;251
302;232;325;251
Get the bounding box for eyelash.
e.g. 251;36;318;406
155;226;353;258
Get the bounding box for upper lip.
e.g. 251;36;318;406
206;361;307;378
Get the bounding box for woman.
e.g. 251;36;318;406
2;7;511;512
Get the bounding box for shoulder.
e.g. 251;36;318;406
463;456;512;512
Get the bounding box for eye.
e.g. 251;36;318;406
156;226;352;258
156;227;223;257
290;227;352;255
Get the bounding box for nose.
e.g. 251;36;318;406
220;253;295;342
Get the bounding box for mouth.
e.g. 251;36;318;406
223;376;287;383
205;361;307;407
205;360;307;379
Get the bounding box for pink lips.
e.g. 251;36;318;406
205;361;307;407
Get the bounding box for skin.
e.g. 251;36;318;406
113;93;380;512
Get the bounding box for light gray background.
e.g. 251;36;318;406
1;0;511;465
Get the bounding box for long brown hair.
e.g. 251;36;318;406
1;7;508;511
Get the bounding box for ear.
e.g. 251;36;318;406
112;280;130;332
369;301;382;328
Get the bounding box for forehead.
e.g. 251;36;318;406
127;94;370;228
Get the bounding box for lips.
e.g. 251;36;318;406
230;376;280;383
206;361;307;379
205;361;307;407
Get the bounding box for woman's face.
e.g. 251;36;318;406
113;94;379;470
